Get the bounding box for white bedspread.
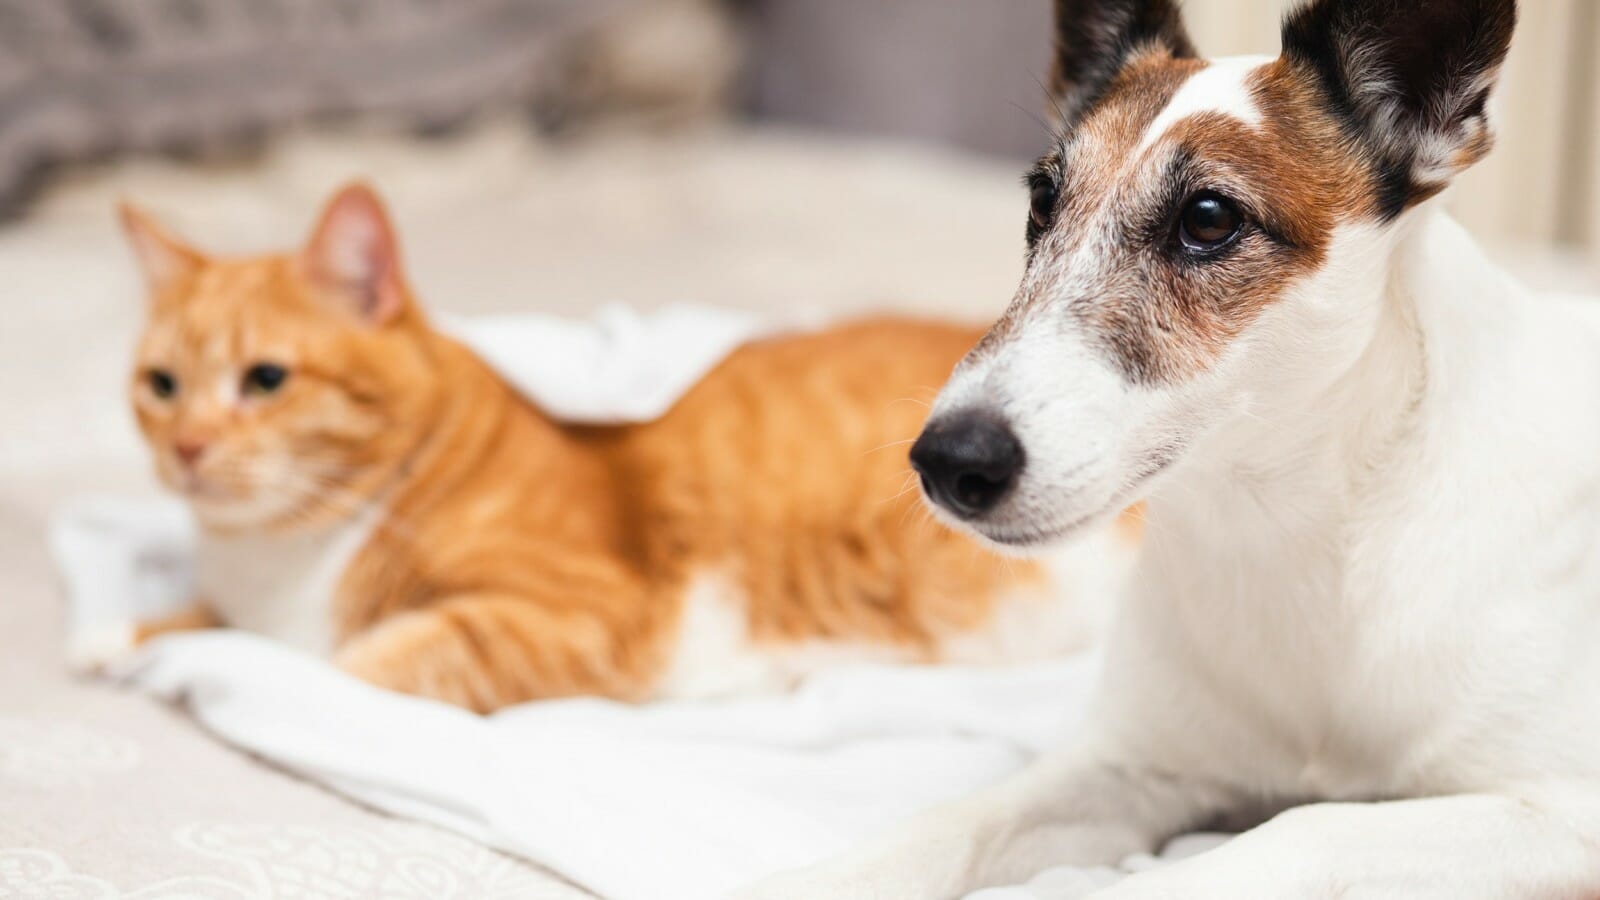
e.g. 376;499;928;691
445;304;775;424
51;308;1225;900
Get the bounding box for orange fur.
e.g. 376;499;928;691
133;605;223;643
124;183;1136;713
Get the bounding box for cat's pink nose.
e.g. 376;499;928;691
174;439;208;466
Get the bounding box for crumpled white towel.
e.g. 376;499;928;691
52;307;1226;899
444;304;776;424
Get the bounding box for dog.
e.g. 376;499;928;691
741;0;1600;897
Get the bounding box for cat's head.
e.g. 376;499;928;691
123;183;440;533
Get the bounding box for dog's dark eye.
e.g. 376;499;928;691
1177;193;1245;253
1029;179;1059;234
147;369;177;400
242;363;289;396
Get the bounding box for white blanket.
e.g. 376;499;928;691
445;305;776;424
52;308;1224;899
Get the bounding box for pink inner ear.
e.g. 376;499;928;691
306;190;404;324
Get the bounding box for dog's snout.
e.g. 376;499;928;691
910;411;1024;518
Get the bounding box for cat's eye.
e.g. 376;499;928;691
147;369;177;400
1177;192;1245;254
1028;178;1059;235
242;363;289;396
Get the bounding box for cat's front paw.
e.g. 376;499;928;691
65;622;138;676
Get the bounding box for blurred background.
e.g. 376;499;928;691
0;1;1595;238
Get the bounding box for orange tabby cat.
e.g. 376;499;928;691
111;182;1137;712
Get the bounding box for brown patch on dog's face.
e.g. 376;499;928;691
918;0;1518;549
989;54;1392;386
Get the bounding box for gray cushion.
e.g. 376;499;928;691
0;0;631;216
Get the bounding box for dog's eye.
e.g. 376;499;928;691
147;369;178;400
242;363;289;396
1177;193;1245;253
1028;178;1059;239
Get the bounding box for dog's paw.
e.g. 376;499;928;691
1082;858;1324;900
65;622;138;677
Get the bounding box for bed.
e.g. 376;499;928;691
2;119;1594;896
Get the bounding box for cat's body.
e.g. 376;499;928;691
114;184;1136;711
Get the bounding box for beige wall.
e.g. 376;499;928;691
1187;0;1597;255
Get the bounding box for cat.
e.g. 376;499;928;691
102;182;1139;712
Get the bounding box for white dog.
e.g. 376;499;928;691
744;0;1600;897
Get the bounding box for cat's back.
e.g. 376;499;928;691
638;317;982;481
618;317;983;543
613;318;1103;672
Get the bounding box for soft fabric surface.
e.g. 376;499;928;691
448;305;774;423
54;497;1230;900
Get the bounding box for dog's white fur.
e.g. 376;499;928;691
742;51;1600;900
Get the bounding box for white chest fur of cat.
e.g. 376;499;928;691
195;508;381;656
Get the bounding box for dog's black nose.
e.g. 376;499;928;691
910;411;1024;518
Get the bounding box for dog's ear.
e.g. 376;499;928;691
1050;0;1196;126
1282;0;1518;214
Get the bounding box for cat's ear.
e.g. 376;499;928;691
301;182;409;326
118;201;204;296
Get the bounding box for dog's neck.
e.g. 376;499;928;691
1138;205;1509;609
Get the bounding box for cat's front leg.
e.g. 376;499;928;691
334;586;654;712
68;602;221;674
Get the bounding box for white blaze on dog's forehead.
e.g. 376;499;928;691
1136;55;1272;156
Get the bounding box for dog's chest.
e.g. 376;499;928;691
195;510;381;656
1128;531;1496;797
939;525;1132;663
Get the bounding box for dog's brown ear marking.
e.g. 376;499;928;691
1281;0;1518;218
1051;0;1196;127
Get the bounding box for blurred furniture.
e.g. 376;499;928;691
0;0;737;215
741;0;1054;160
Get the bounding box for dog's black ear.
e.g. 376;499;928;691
1051;0;1196;126
1282;0;1518;214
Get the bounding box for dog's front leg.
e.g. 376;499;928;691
1088;792;1600;900
734;743;1232;900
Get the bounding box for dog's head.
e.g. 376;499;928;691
912;0;1516;548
